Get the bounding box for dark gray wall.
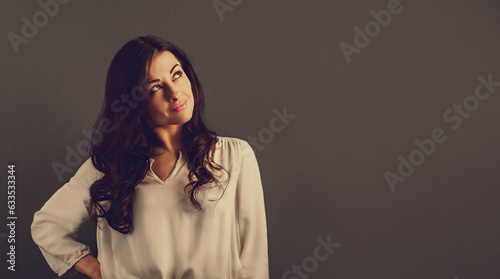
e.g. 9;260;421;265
1;0;499;278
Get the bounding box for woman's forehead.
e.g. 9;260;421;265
147;51;180;76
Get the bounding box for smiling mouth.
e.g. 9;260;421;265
171;100;187;112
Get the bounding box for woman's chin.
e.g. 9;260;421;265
157;117;193;127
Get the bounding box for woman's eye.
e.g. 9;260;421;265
173;71;182;80
150;85;161;93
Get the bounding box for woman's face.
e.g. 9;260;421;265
144;51;194;128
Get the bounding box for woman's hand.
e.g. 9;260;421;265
73;254;102;279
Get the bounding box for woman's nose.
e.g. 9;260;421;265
163;83;182;102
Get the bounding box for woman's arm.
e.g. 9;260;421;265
236;140;270;279
31;158;103;277
73;254;102;279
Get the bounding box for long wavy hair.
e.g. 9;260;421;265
85;35;228;234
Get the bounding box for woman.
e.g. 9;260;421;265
31;35;269;279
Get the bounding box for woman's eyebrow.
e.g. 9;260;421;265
147;64;181;84
169;64;180;73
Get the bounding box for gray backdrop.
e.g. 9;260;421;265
1;0;500;278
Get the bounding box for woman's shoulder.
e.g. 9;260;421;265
214;135;255;162
73;157;105;182
215;135;252;151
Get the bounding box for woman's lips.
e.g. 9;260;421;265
171;100;187;112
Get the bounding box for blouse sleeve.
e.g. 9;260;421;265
236;140;270;278
31;158;103;277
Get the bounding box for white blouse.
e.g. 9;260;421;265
31;136;269;279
